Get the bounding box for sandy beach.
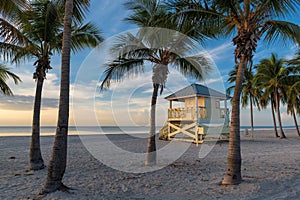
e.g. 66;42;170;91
1;129;300;199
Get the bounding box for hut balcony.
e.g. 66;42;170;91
168;106;229;121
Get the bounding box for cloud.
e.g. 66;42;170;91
0;69;60;111
0;94;58;111
207;41;234;61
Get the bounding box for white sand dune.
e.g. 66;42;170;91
1;129;300;199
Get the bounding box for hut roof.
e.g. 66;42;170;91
165;83;230;101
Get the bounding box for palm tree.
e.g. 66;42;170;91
286;50;300;135
0;64;21;95
100;0;212;166
286;82;300;136
100;28;211;166
255;54;291;139
169;0;300;185
0;0;102;170
42;0;103;193
285;55;300;136
227;64;261;137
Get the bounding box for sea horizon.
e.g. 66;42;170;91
0;125;298;137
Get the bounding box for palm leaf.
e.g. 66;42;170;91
70;22;103;52
172;53;211;81
0;64;21;95
262;20;300;45
100;58;145;90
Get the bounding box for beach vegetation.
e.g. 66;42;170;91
41;0;103;194
100;0;212;166
286;51;300;136
169;0;300;185
227;64;262;137
254;53;297;138
0;0;102;170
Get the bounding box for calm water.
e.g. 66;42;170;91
0;125;297;136
0;126;153;136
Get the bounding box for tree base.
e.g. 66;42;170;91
145;152;157;166
40;183;72;195
30;163;45;171
221;173;242;185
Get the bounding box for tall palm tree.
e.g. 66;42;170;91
286;82;300;136
255;53;291;139
100;28;211;166
42;0;103;193
100;0;212;166
0;0;102;170
286;50;300;135
0;64;21;95
227;64;261;137
285;56;300;136
169;0;300;185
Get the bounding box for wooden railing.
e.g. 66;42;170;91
168;107;207;120
168;107;229;120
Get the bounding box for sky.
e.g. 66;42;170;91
0;0;299;127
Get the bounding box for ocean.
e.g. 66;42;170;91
0;125;297;136
0;126;151;136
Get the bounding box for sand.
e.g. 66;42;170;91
1;129;300;199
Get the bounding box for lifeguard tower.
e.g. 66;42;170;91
159;83;230;144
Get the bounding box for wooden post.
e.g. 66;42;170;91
168;122;171;140
168;100;171;140
224;99;229;125
195;96;199;146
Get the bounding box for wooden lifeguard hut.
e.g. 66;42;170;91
159;83;230;144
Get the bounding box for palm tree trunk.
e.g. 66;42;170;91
249;94;254;138
30;77;45;170
42;0;73;194
275;91;286;138
222;57;245;185
145;83;159;166
292;108;300;136
271;97;279;138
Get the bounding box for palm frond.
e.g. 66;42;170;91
0;63;21;96
0;42;37;64
172;52;212;81
111;32;148;58
70;22;103;52
100;58;145;90
262;20;300;46
0;18;29;45
167;0;225;40
124;0;172;28
0;0;28;18
258;0;300;18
